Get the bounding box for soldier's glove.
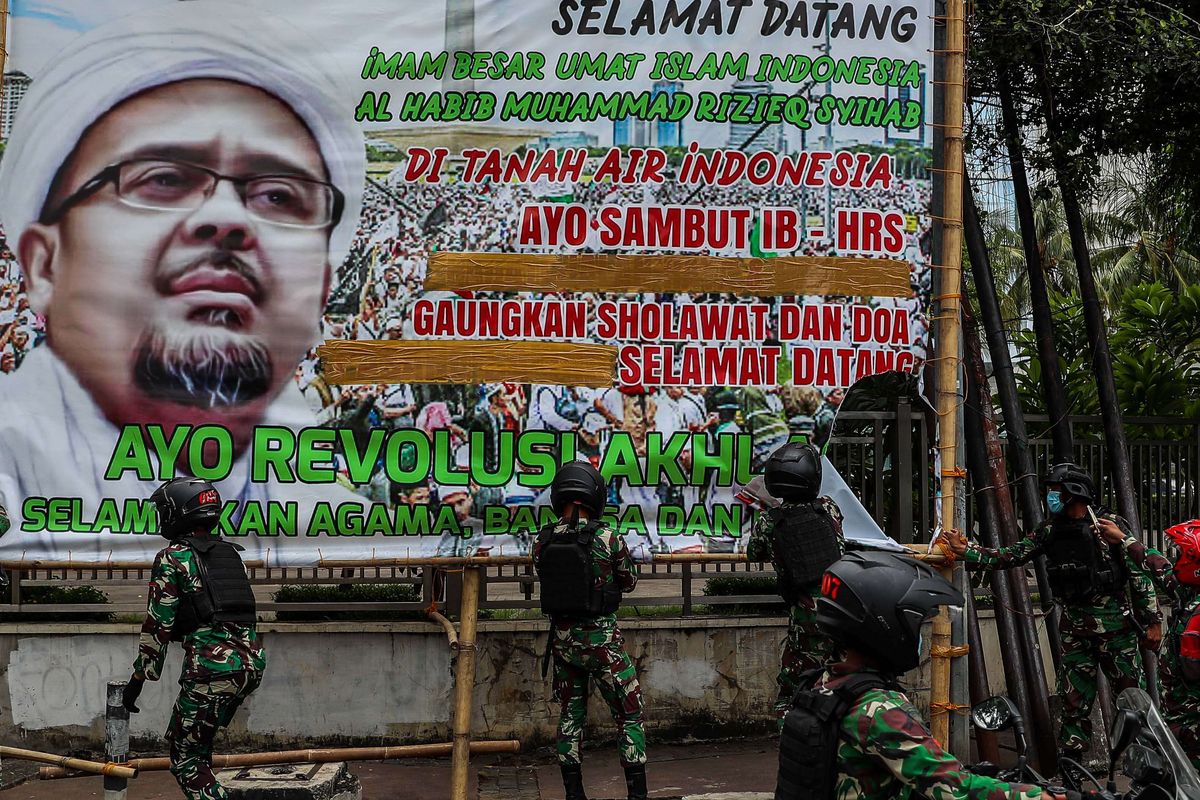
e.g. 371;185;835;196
122;676;145;714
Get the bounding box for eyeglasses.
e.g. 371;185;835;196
40;158;344;229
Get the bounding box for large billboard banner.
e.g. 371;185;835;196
0;0;934;564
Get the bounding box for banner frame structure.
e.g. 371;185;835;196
929;0;969;749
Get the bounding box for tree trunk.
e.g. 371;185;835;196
998;72;1074;462
963;170;1063;675
1035;53;1162;704
963;291;1060;775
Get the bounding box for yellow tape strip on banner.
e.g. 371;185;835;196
424;253;911;297
317;340;617;387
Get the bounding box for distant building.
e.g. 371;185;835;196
613;117;654;147
613;81;684;148
613;117;632;147
2;72;32;141
727;81;785;152
538;131;598;149
652;81;684;148
885;67;927;145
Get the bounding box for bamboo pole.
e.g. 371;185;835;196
0;561;264;570
963;170;1064;675
428;608;459;648
929;0;967;747
0;0;9;96
1;746;137;779
964;293;1058;775
39;740;520;779
0;552;948;573
449;566;481;800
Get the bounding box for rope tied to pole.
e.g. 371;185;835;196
929;701;972;716
931;644;970;658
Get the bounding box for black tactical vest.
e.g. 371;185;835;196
1043;518;1127;603
777;669;897;800
535;521;622;618
771;503;842;604
172;537;257;641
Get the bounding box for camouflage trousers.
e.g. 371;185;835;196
166;671;262;800
1058;627;1142;756
1163;691;1200;770
551;631;646;767
773;598;839;724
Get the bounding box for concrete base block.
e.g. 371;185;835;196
220;761;361;800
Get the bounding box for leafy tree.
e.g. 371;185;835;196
1013;283;1200;418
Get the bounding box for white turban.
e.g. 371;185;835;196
0;1;364;268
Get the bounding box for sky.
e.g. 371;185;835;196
8;0;935;149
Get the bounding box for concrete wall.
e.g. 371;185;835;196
0;611;1050;753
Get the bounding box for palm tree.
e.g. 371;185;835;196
1088;156;1200;303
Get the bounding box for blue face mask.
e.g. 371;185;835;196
1046;491;1065;514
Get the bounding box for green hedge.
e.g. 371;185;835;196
272;583;423;621
0;585;114;622
702;575;785;615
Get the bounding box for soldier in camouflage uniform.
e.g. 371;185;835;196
123;478;265;800
533;461;646;800
776;551;1063;800
745;442;845;722
1096;517;1200;767
945;463;1161;761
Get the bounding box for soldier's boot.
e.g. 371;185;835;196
560;764;587;800
624;764;648;800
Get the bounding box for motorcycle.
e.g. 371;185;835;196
970;688;1200;800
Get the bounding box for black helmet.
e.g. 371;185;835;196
151;478;221;540
550;461;607;517
816;552;963;675
764;442;822;502
1042;462;1096;506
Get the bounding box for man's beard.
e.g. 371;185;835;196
134;321;273;409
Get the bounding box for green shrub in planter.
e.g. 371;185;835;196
272;583;423;621
0;585;115;622
702;575;785;615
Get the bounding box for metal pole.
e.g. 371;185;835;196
104;682;130;800
930;0;967;748
449;566;481;800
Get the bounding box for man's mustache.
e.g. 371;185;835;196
154;250;266;304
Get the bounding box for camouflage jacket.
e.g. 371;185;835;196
533;519;637;649
962;511;1160;634
747;497;845;606
0;504;8;536
1116;537;1200;701
134;541;266;684
819;669;1045;800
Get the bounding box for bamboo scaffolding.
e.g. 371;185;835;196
449;567;481;800
930;0;968;747
1;746;138;779
38;740;520;780
0;551;948;573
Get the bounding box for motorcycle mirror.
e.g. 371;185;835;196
1110;708;1142;762
970;696;1019;732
